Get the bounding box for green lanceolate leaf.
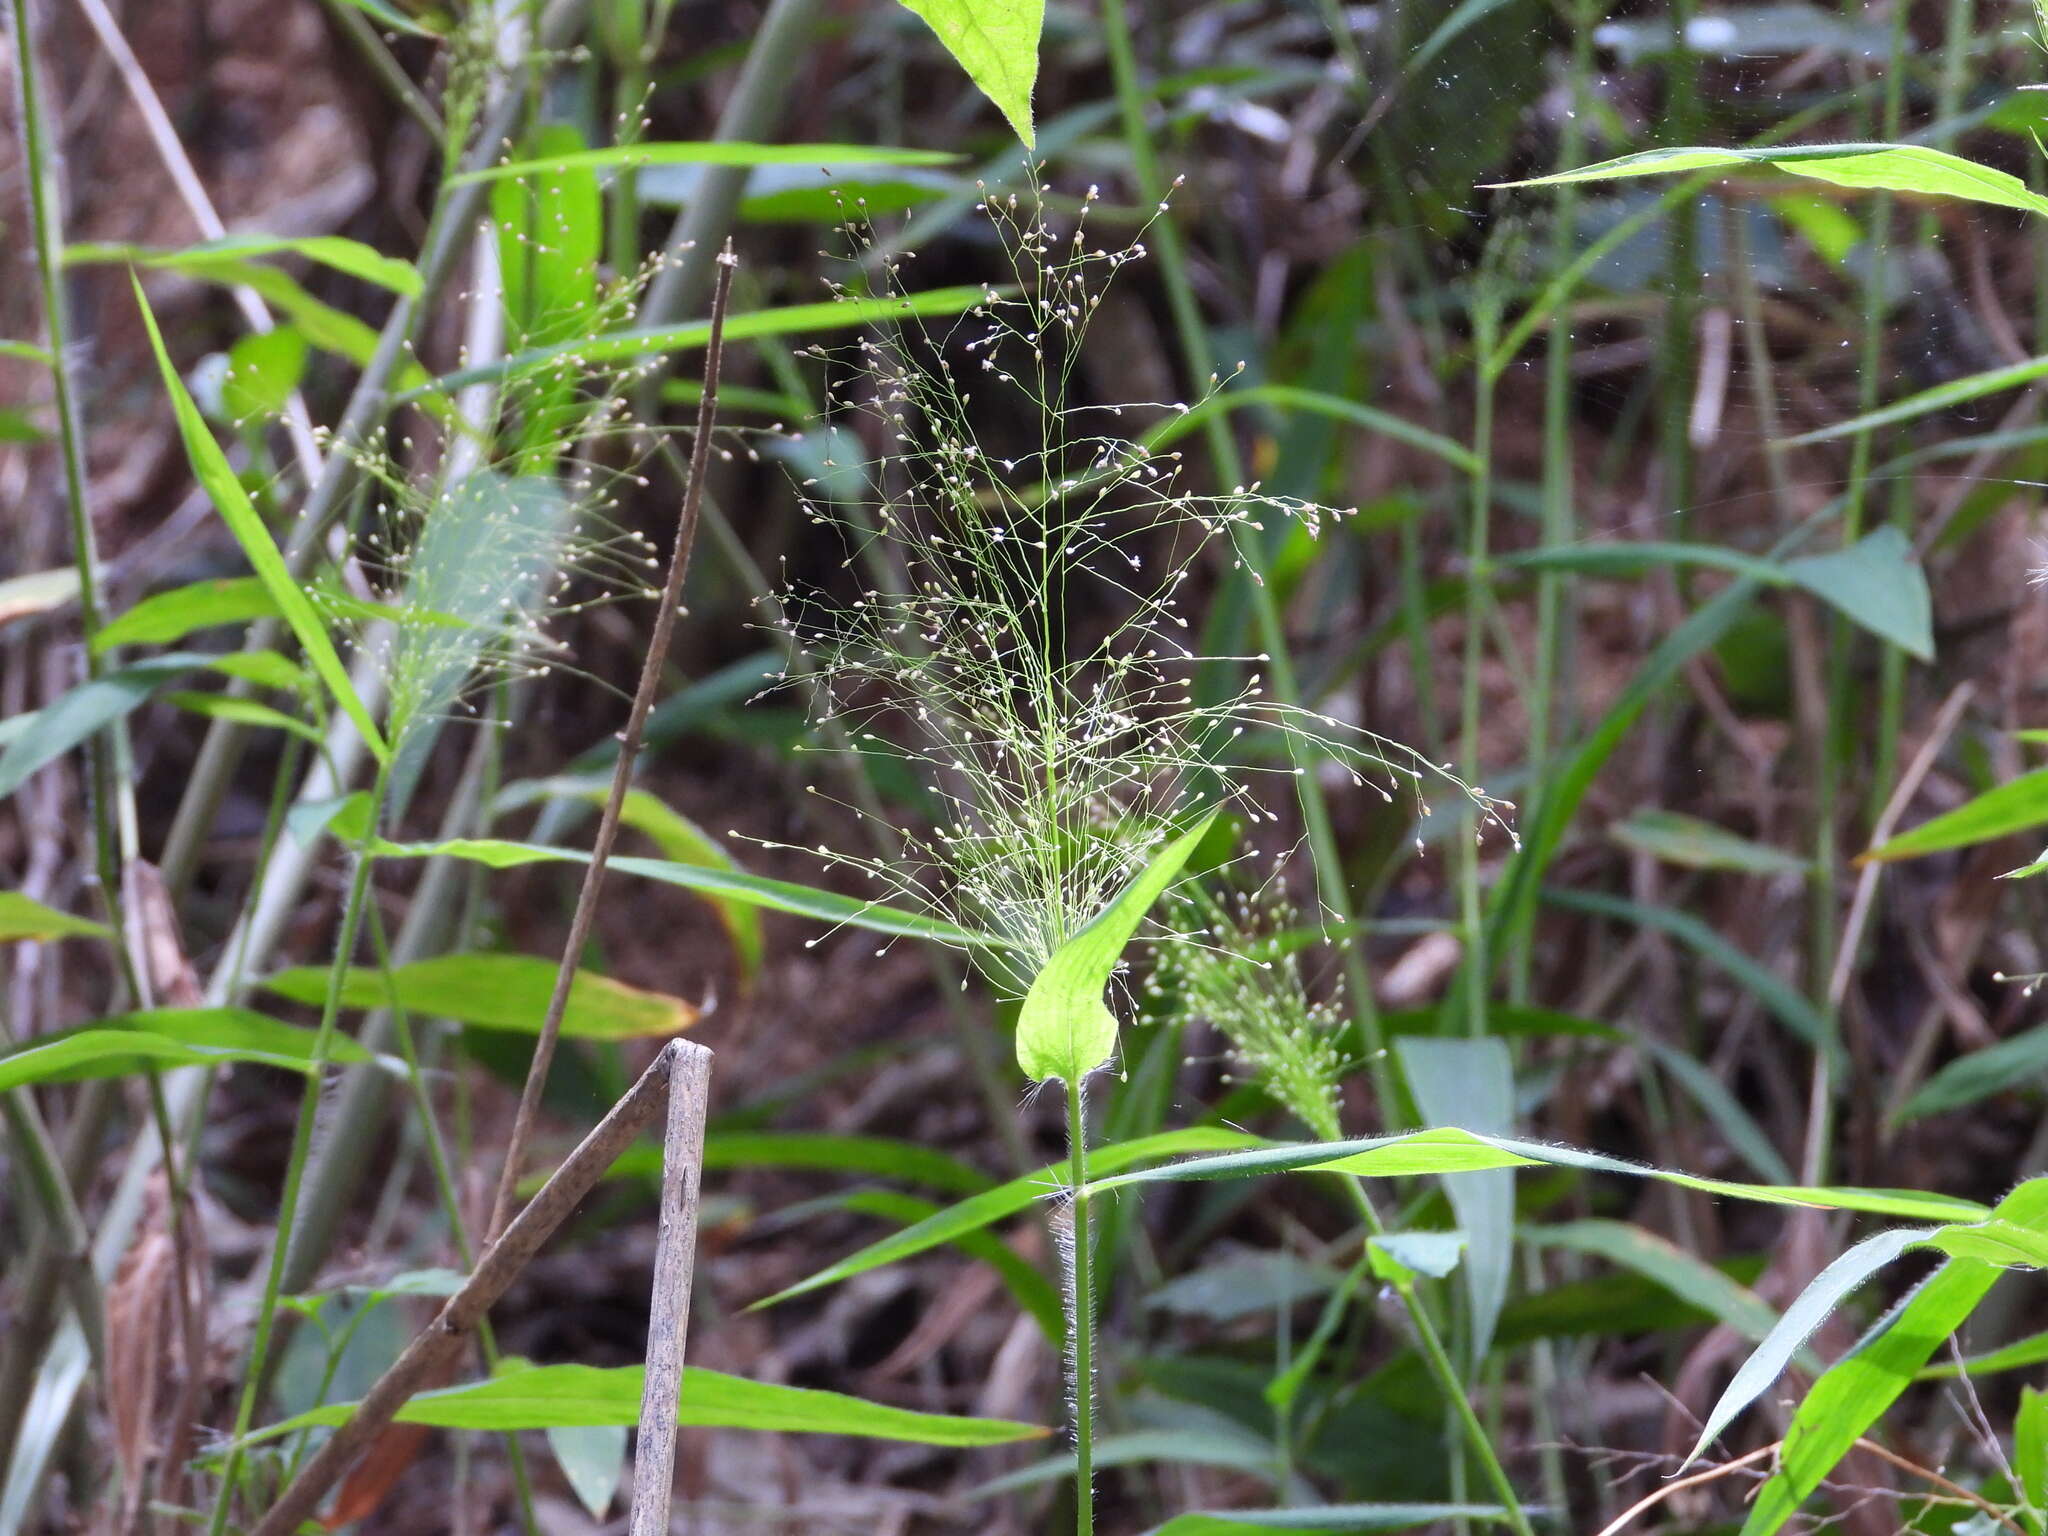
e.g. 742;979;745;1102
450;140;957;186
0;1009;379;1091
1783;527;1933;661
0;652;211;800
363;833;1003;950
1609;808;1810;876
1495;142;2048;218
754;1127;1265;1312
894;0;1043;146
1015;811;1219;1082
1897;1024;2048;1121
1526;1220;1780;1344
1086;1125;1989;1224
494;779;764;978
132;279;388;761
94;577;275;650
1397;1037;1512;1358
0;892;110;942
404;286;998;402
1865;766;2048;863
72;235;420;298
249;1361;1044;1446
1149;1505;1515;1535
262;954;695;1039
1736;1177;2048;1534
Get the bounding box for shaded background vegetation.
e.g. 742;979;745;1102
8;0;2048;1531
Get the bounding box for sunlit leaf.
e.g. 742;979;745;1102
363;833;1003;950
754;1127;1265;1311
251;1361;1044;1446
1015;812;1218;1082
1736;1179;2048;1533
1864;766;2048;863
1496;142;2048;218
0;1009;378;1091
1398;1037;1512;1357
262;954;695;1039
0;891;109;942
133;279;387;761
893;0;1042;145
450;140;957;185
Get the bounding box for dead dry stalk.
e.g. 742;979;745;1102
483;238;737;1246
248;1037;713;1536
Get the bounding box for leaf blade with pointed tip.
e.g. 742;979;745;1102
261;954;694;1039
132;279;387;761
248;1362;1044;1446
895;0;1042;146
1494;142;2048;218
1015;812;1218;1082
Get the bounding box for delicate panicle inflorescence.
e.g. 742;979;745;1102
752;175;1512;995
1148;874;1347;1140
284;244;695;778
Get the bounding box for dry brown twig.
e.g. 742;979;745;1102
247;1037;713;1536
483;237;739;1246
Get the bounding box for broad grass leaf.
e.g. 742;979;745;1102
365;833;1002;949
1147;1504;1515;1534
1397;1037;1512;1358
1683;1224;1933;1468
832;1188;1065;1342
262;954;694;1039
546;1424;625;1521
0;1009;377;1091
753;1127;1265;1312
2017;1387;2048;1514
1497;541;1784;582
1609;808;1809;876
0;892;109;942
1864;766;2048;863
493;122;599;468
1787;353;2048;445
405;286;998;403
255;1361;1044;1446
134;279;388;761
1736;1179;2048;1534
0;652;213;799
1015;813;1219;1082
222;326;308;421
1783;527;1933;660
449;140;957;185
163;691;322;745
1088;1125;1989;1224
73;235;420;297
592;1131;991;1196
494;779;764;979
1526;1220;1780;1344
1496;142;2048;217
894;0;1042;145
1896;1023;2048;1121
93;578;275;650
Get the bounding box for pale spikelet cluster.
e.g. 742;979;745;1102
751;177;1511;994
1149;875;1347;1139
293;243;695;781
